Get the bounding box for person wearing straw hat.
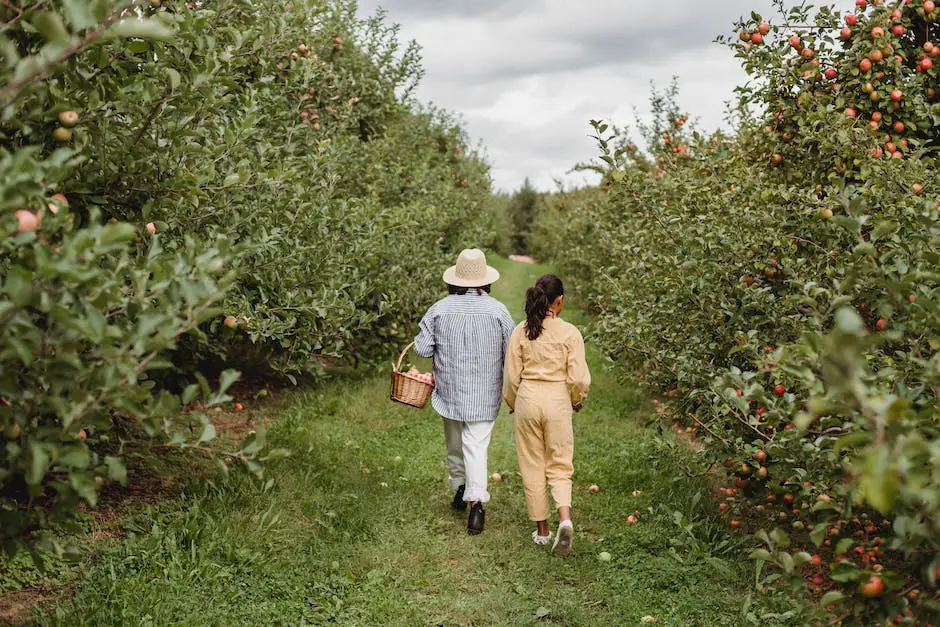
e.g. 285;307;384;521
414;248;515;535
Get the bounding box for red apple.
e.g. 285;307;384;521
860;58;872;72
15;209;39;232
846;14;858;25
751;32;764;44
788;35;802;48
840;27;853;39
845;107;857;117
871;26;885;38
774;384;786;397
860;576;885;597
890;89;903;102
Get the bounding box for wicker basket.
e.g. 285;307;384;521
390;342;434;408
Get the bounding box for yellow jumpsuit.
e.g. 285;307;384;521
503;317;591;521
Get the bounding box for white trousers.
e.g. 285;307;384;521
443;417;496;504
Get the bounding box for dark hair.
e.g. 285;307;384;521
525;274;564;340
448;284;491;295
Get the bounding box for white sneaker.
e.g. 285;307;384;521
532;530;553;546
552;520;573;556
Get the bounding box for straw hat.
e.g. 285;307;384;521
443;248;500;287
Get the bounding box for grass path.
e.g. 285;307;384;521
38;256;779;626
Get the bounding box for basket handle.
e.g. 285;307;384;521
394;342;414;373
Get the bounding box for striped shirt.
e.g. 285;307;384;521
414;293;516;422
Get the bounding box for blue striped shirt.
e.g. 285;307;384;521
414;293;516;422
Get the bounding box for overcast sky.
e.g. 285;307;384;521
354;1;853;193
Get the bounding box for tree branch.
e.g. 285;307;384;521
0;0;138;103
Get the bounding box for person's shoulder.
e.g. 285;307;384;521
486;295;513;315
558;318;584;339
424;296;450;316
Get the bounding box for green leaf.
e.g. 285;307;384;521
166;67;181;90
58;445;91;469
105;456;127;485
770;528;790;549
61;0;98;30
792;552;812;567
819;591;843;607
98;222;137;246
748;549;773;562
181;383;200;406
835;537;854;556
830;560;861;583
105;18;175;41
217;369;240;396
198;417;216;444
26;441;50;485
809;525;828;547
30;11;71;45
859;446;899;514
833;308;863;335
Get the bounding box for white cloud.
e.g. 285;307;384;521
357;0;855;192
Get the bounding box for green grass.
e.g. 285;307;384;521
34;256;796;626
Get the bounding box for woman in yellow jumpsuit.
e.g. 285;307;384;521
503;274;590;556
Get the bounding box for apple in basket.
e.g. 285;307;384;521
405;369;434;385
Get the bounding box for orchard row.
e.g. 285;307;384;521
0;0;505;549
537;1;939;623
